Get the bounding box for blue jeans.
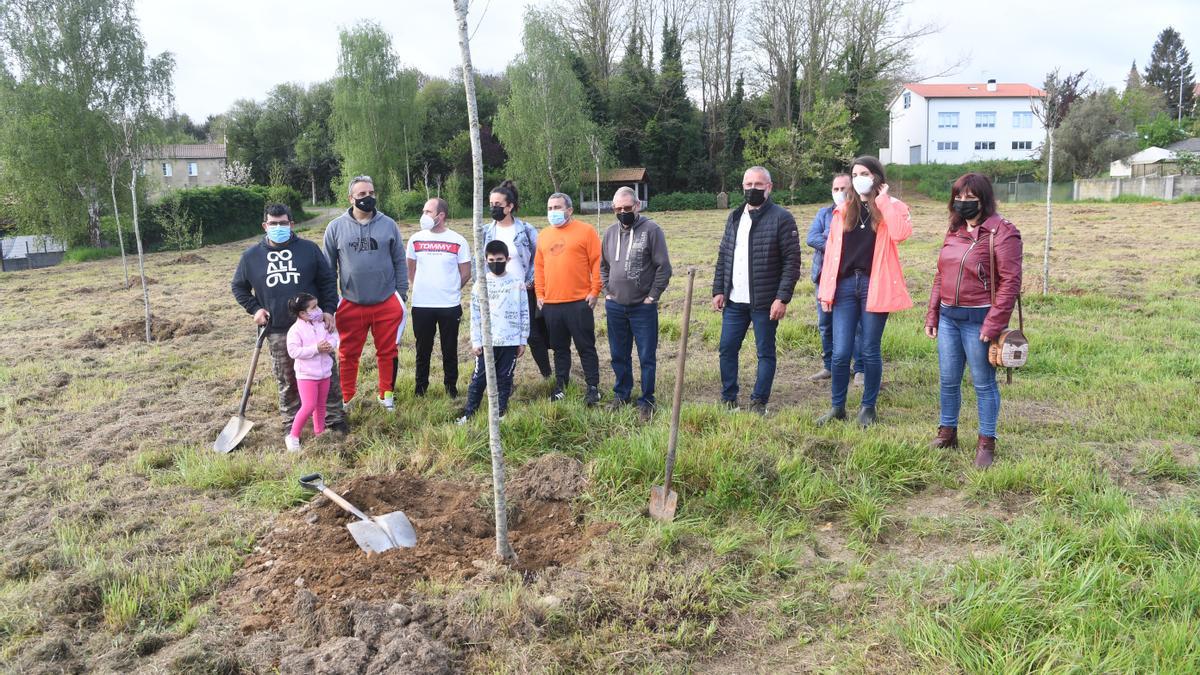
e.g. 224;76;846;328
606;299;659;406
937;306;1000;437
831;273;889;409
718;301;778;403
816;290;862;373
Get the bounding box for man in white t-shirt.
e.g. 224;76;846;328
407;198;472;398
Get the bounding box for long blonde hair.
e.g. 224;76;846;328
843;156;886;233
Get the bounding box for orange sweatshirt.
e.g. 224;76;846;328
534;219;602;304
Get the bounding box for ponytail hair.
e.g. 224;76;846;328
490;179;519;214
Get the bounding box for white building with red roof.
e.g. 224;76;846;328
881;80;1047;165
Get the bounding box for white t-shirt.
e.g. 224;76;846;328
729;208;753;303
406;229;471;308
492;222;524;285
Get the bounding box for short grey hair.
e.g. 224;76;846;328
612;186;638;204
745;166;773;183
548;192;573;209
348;175;374;196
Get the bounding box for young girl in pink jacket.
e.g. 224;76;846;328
285;292;339;452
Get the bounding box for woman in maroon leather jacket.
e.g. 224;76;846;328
924;173;1023;468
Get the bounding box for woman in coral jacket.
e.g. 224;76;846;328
924;173;1023;469
817;156;913;428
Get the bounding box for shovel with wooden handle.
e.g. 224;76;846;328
213;325;269;454
649;266;696;522
299;473;417;553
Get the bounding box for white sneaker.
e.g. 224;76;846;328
455;415;470;426
853;372;865;387
378;391;395;411
284;435;301;453
342;398;354;412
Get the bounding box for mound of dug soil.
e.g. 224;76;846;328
123;275;158;289
228;463;598;629
70;316;212;348
169;253;209;265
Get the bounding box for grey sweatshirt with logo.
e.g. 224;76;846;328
600;215;672;305
323;208;409;305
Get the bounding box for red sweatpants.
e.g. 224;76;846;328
336;294;404;402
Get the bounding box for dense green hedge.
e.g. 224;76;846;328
126;185;310;250
887;160;1040;201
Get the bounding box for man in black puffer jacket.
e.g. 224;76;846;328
711;166;802;414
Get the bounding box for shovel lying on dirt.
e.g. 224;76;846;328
299;473;417;553
213;326;269;454
649;267;696;522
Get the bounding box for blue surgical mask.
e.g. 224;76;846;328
547;210;567;227
266;224;291;243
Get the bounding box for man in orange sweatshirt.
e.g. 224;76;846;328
534;192;603;405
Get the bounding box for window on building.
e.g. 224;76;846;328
903;92;911;109
161;162;172;177
975;141;996;150
937;141;959;151
937;112;959;128
975;111;996;128
1012;141;1033;150
1012;111;1034;128
188;162;198;176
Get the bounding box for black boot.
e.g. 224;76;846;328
816;406;847;427
857;406;878;428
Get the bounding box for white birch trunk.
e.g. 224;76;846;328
129;163;151;342
453;0;516;565
109;170;130;287
1043;129;1053;295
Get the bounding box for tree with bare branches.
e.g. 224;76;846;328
1031;69;1087;295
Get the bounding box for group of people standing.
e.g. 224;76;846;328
231;159;1022;469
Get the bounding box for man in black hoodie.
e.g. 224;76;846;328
232;204;348;434
711;166;802;415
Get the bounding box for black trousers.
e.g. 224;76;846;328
541;300;600;388
464;345;519;415
527;288;552;377
412;305;462;394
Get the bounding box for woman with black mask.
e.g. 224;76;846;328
924;173;1023;468
484;180;552;378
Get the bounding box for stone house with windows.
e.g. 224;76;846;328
880;81;1046;165
143;144;227;197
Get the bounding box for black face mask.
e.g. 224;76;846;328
953;199;981;221
354;195;377;213
487;260;507;276
743;188;766;207
490;205;507;221
616;211;637;227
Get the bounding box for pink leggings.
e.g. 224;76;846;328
291;377;331;438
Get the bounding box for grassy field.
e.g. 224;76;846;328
1;195;1199;672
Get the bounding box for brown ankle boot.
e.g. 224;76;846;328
974;435;995;469
931;426;958;449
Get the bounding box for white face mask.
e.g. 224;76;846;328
832;190;847;206
852;175;875;195
419;214;436;230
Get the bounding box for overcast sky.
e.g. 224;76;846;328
134;0;1200;120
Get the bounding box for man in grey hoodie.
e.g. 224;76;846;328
600;186;672;420
323;175;409;411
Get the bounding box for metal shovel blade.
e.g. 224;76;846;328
648;485;678;522
346;512;417;553
213;416;253;454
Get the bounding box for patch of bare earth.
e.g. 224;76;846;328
157;455;606;673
